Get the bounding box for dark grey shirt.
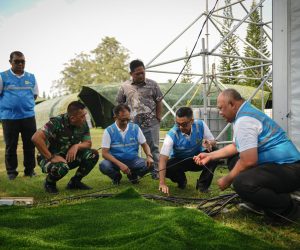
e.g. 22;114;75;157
116;78;163;128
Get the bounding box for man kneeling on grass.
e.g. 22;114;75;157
32;101;99;194
99;104;153;185
159;107;218;195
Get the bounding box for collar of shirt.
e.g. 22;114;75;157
129;78;147;86
235;101;247;120
115;121;129;133
63;113;72;128
10;69;25;78
180;125;193;138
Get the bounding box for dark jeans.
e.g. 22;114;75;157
2;117;37;176
232;161;300;217
166;157;218;189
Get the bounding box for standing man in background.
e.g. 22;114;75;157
116;59;163;179
0;51;39;180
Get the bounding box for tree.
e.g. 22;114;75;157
218;0;240;85
243;0;270;87
91;36;129;84
51;37;130;94
180;49;193;83
59;52;94;93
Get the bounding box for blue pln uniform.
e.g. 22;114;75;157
0;70;38;177
232;102;300;221
165;120;218;191
99;123;149;183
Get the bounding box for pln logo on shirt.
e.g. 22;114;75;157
24;80;32;85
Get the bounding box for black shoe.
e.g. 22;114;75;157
127;173;139;184
151;171;159;180
44;181;59;194
24;171;37;177
239;202;264;216
8;173;18;180
195;179;210;193
264;203;300;226
67;180;92;190
177;179;187;189
112;173;122;185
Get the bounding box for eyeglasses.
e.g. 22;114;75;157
176;121;192;128
13;60;25;64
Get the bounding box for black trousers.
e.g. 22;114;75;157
165;157;218;189
232;160;300;217
2;116;37;176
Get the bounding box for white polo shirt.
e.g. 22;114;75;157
233;102;263;152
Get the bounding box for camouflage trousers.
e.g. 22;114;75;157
38;149;99;183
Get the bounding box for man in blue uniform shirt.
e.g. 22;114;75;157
159;107;218;195
194;89;300;225
0;51;39;180
100;104;154;184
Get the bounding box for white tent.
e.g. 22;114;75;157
273;0;300;150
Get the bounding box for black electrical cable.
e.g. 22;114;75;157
33;155;216;207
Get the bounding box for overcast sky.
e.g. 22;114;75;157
0;0;272;96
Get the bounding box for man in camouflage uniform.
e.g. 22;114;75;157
116;59;163;179
32;101;99;194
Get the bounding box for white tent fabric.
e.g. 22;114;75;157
290;0;300;150
273;0;300;150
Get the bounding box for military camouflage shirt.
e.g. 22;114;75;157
40;113;91;157
116;78;163;128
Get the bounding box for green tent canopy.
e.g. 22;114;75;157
78;83;271;129
35;93;79;129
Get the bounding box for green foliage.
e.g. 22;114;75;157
243;0;270;87
180;49;193;83
52;37;129;94
219;0;241;85
91;36;129;84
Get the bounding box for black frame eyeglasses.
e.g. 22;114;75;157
176;121;192;128
13;60;25;65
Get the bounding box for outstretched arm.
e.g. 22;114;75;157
158;155;170;195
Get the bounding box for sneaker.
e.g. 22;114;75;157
112;173;122;185
195;179;209;193
127;173;139;184
151;171;159;180
66;180;92;190
44;181;59;194
264;203;300;226
238;202;264;216
177;179;187;189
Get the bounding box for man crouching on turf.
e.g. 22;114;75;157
32;101;99;194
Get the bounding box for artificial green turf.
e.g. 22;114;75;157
0;188;281;250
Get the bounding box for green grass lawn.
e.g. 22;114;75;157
0;127;300;249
